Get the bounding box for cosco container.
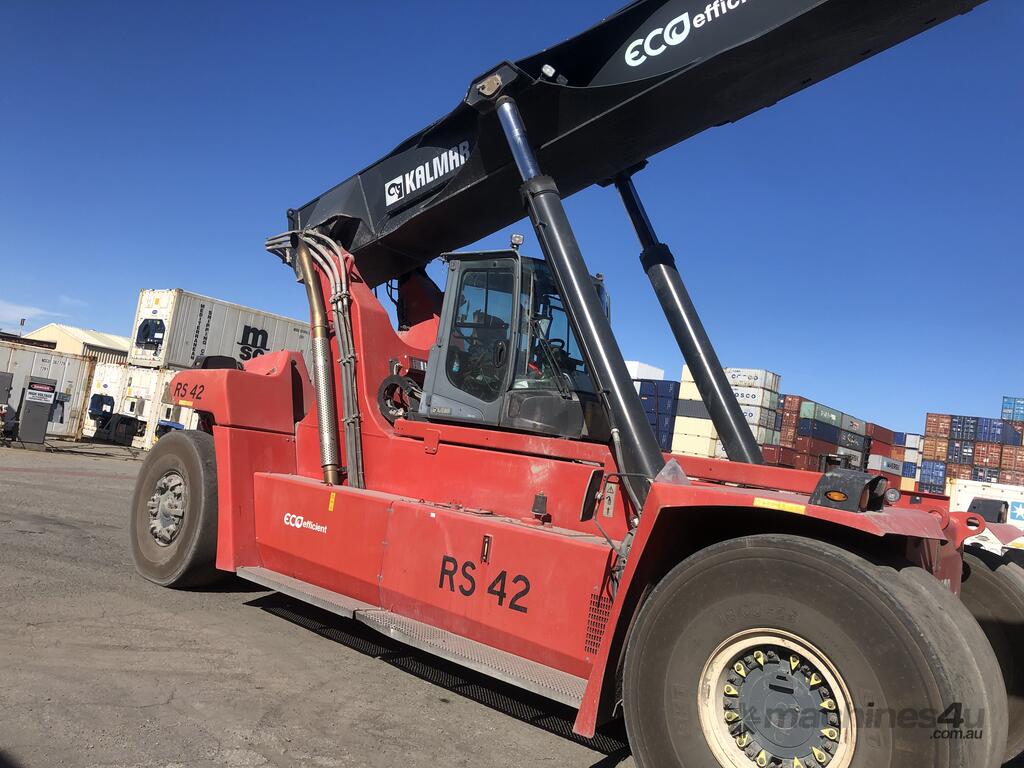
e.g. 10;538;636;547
682;366;780;392
128;288;311;369
0;340;94;438
739;405;777;429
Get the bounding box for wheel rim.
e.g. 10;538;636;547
697;629;856;768
146;470;187;547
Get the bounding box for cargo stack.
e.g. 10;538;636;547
893;432;924;492
636;378;680;452
921;412;1024;494
778;396;850;471
671;367;781;458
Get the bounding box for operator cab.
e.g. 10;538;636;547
418;250;611;442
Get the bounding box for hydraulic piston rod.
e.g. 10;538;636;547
614;173;763;465
496;97;666;509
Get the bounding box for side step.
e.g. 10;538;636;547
236;566;587;709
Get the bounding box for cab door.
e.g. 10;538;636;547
420;254;519;426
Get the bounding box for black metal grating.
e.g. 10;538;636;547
585;593;612;656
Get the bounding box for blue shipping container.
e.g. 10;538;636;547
639;380;658;397
893;432;906;447
946;440;976;465
920;483;945;495
921;460;947;484
971;467;1000;483
797;418;840;445
656;380;681;399
902;461;918;478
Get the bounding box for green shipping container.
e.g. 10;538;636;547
799;400;843;427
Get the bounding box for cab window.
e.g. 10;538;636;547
445;267;514;402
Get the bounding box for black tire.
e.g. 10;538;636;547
892;561;1008;768
960;547;1024;762
622;534;1006;768
130;430;221;588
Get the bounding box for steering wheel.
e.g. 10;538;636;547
548;338;566;350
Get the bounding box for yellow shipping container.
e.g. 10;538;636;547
899;477;917;492
674;416;717;439
671;433;718;457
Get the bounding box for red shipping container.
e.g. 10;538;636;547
793;453;820;472
777;447;799;467
925;413;952;439
974;442;1003;468
866;423;896;445
890;446;906;462
793;436;837;457
761;445;781;465
1000;470;1024;487
922;437;949;462
783;395;805;413
782;411;799;429
946;463;972;480
1002;446;1024;471
869;441;893;458
780;426;798;448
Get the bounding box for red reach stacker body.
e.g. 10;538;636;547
131;2;1024;767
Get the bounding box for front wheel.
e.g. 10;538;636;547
623;535;1005;768
129;430;221;588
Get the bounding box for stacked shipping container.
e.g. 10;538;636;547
636;378;680;452
920;412;1024;494
1003;396;1024;422
671;367;781;458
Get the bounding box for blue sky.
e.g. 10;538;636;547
1;1;1020;432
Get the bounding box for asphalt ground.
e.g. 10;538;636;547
2;443;1022;768
0;445;631;768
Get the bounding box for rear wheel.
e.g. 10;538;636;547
623;535;1005;768
960;547;1024;761
130;430;221;588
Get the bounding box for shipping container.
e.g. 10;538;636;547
793;454;820;472
905;433;923;450
674;416;717;439
683;366;780;392
1001;470;1024;487
947;478;1024;527
891;446;905;463
902;461;918;479
946;463;973;481
781;410;799;429
841;414;866;435
867;440;893;459
626;361;665;381
835;446;864;467
971;467;1001;483
974;442;1003;468
675;399;710;419
920;483;946;495
799;401;842;428
783;395;804;413
865;423;895;445
780;425;798;448
0;340;95;438
797;418;840;445
949;415;979;442
81;362;130;438
1001;396;1024;422
922;436;949;462
925;413;952;438
947;439;976;465
899;477;918;492
867;455;903;475
1002;446;1024;472
739;405;777;429
920;459;948;486
893;432;906;446
127;288;311;369
793;436;837;457
904;448;921;465
837;430;867;452
671;433;717;458
115;366;203;450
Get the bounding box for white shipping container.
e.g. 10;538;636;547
81;362;130;437
867;455;903;474
118;366;200;450
671;433;717;458
0;340;94;438
674;416;717;439
739;405;777;430
904;448;922;465
625;360;664;381
682;365;780;392
905;433;923;450
947;479;1024;527
128;288;311;369
680;381;779;410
